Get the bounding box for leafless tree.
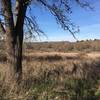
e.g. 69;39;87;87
0;0;91;84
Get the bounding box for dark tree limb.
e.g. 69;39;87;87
0;20;6;34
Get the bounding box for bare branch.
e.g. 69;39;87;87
0;19;6;34
0;0;92;41
37;0;79;40
76;0;93;10
24;15;47;40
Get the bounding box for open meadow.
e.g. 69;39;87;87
1;0;100;99
0;40;100;100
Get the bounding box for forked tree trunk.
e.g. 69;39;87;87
1;0;27;84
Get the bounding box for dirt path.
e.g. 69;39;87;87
87;52;100;58
25;52;100;59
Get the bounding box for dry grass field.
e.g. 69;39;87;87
0;40;100;100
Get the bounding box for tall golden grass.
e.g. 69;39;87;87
0;40;100;99
0;52;100;99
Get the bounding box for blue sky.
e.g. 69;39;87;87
29;0;100;42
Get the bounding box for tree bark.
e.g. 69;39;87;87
1;0;17;82
1;0;27;84
14;1;27;83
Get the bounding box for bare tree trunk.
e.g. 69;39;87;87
1;0;17;82
9;30;23;84
6;25;24;85
1;0;27;84
14;1;27;83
